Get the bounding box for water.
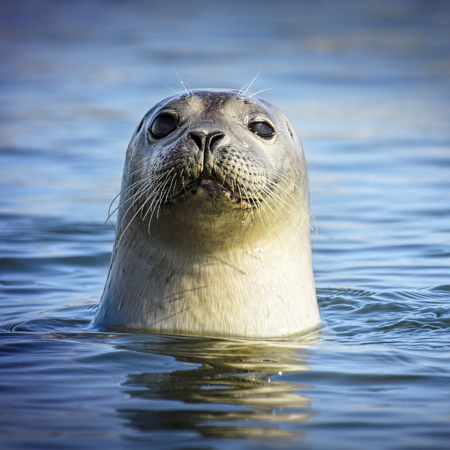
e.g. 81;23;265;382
1;0;450;448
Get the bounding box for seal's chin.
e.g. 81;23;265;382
170;178;258;209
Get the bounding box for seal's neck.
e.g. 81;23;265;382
94;214;320;338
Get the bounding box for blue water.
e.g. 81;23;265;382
1;0;450;449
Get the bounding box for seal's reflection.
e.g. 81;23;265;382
116;330;319;440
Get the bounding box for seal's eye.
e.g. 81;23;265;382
249;122;275;140
150;114;178;138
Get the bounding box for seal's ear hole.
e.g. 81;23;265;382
248;122;275;140
150;114;178;139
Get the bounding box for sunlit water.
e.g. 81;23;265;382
1;1;450;449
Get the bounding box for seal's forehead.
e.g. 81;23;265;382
155;89;279;117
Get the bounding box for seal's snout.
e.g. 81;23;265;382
189;129;225;154
189;129;226;180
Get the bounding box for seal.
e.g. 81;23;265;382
93;89;321;338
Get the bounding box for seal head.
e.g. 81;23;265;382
93;89;321;338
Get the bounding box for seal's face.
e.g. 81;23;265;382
118;89;308;247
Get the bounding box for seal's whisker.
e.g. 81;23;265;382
261;183;295;216
131;154;162;166
252;178;291;224
232;159;309;223
137;179;157;220
212;149;304;225
128;158;161;179
162;84;181;95
107;177;148;218
236;83;249;99
132;173;159;200
103;193;137;233
253;182;281;219
141;169;174;213
120;179;153;230
158;185;173;215
248;159;316;229
123;177;164;237
129;154;162;173
248;159;305;200
245;182;267;223
186;81;194;97
142;180;164;222
260;186;297;226
265;176;314;225
172;67;192;97
140;168;176;234
155;169;176;220
246;88;277;99
165;171;178;202
263;178;312;229
178;168;186;191
144;183;165;231
102;178;148;232
241;70;261;99
130;173;161;214
131;181;154;222
144;185;166;235
237;175;267;221
240;183;256;221
120;171;167;232
117;191;152;245
117;181;154;245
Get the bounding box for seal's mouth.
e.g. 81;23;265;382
199;178;227;192
174;177;259;208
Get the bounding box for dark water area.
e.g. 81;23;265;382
1;0;450;449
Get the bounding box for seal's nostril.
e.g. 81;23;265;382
189;132;204;150
208;132;225;150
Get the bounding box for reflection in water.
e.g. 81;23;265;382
115;331;319;440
